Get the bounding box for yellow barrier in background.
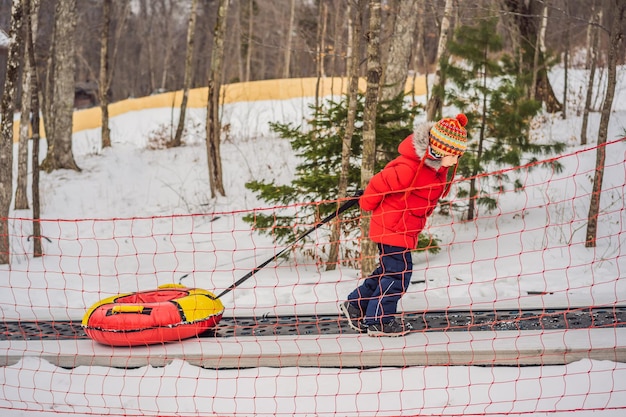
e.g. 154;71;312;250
13;76;426;142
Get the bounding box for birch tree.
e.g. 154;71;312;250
243;0;254;82
585;0;625;248
26;0;42;257
314;0;328;109
530;0;549;102
282;0;295;78
0;0;23;265
561;0;570;119
99;0;129;149
156;0;174;91
410;0;426;105
581;7;602;145
380;0;419;102
40;0;80;172
426;0;454;121
15;0;31;209
361;0;382;277
327;0;362;271
173;0;198;147
99;0;112;148
503;0;562;113
206;0;228;198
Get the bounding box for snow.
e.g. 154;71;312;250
0;29;9;49
1;66;625;416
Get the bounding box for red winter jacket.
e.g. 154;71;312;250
359;122;450;249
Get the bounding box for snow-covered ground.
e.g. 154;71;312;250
1;66;625;416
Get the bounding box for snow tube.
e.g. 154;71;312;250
82;284;224;346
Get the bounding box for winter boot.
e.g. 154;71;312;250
339;301;368;332
367;317;413;337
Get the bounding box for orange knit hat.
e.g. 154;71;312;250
429;113;468;157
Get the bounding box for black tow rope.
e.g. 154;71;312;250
214;190;364;300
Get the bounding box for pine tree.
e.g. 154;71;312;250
443;18;565;221
244;94;440;265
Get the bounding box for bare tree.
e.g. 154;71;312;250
560;0;570;120
585;0;625;248
410;0;427;105
244;0;254;82
40;2;56;161
206;0;228;198
329;0;347;78
25;0;42;258
0;0;23;265
283;0;296;78
426;0;453;121
327;0;362;271
381;0;419;102
360;0;382;277
15;0;31;210
581;7;602;145
139;0;156;92
173;0;198;147
157;0;174;91
98;0;129;149
530;0;548;102
40;0;80;172
503;0;562;113
99;0;112;148
314;0;328;109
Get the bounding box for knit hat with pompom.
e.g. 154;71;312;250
428;113;468;157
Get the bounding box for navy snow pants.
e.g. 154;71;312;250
347;243;413;325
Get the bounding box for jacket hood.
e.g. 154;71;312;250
398;121;441;170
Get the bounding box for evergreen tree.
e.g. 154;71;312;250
244;94;440;265
443;18;565;220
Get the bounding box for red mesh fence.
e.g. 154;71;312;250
0;139;625;416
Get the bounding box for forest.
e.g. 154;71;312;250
1;0;622;103
0;0;624;268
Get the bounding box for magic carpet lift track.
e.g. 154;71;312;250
2;305;625;341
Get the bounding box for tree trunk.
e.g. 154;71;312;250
503;0;562;113
105;2;129;87
581;8;601;146
99;0;112;148
561;0;570;120
467;47;490;222
585;0;624;248
158;0;173;91
27;0;43;258
531;0;548;101
41;5;55;169
15;0;31;210
360;0;382;278
426;0;453;121
139;0;156;92
231;0;244;83
41;0;80;172
0;0;24;265
101;0;129;146
327;0;362;271
244;0;254;82
206;0;229;198
314;0;328;111
283;0;295;79
173;0;198;147
330;0;345;78
411;0;426;105
379;0;397;75
381;0;419;102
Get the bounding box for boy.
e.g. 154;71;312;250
340;114;468;336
